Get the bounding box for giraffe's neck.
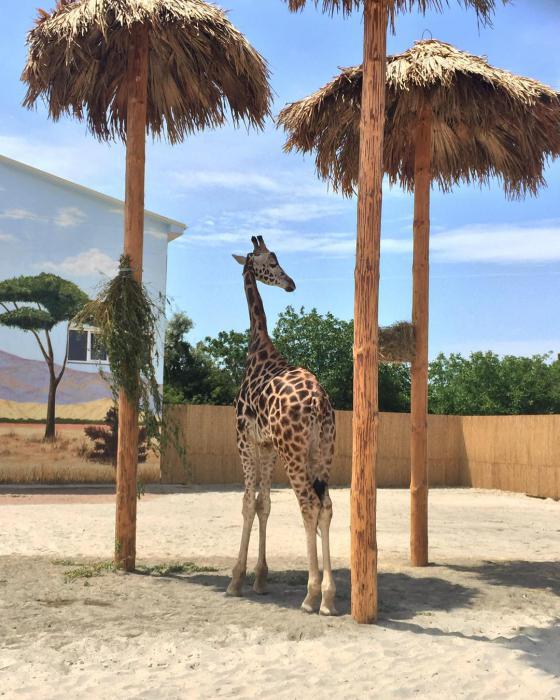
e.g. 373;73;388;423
243;267;272;350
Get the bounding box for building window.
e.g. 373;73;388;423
67;326;109;364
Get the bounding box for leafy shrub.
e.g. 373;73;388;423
84;407;147;465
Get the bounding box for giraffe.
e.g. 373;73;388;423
226;235;337;616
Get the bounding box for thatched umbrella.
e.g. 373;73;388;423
283;0;507;625
279;37;560;585
23;0;271;571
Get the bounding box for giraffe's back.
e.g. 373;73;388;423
255;366;336;486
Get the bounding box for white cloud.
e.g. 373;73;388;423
171;170;282;193
40;248;118;278
249;200;347;226
54;206;86;228
430;222;560;263
187;225;357;257
382;181;411;199
185;217;560;264
0;232;15;242
382;238;412;254
169;168;347;202
0;206;87;228
380;221;560;264
0;208;44;222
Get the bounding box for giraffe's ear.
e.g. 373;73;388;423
232;254;247;266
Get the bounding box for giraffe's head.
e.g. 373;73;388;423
233;236;296;292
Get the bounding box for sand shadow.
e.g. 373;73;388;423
446;560;560;596
183;567;476;620
501;619;560;678
381;616;560;680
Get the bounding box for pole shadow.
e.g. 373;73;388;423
183;567;476;620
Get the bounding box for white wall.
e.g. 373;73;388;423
0;157;181;389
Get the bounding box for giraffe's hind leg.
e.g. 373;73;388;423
226;438;257;597
280;447;322;612
307;412;338;615
310;411;337;615
317;485;337;616
253;445;275;594
300;485;322;613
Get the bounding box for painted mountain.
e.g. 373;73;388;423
0;349;112;404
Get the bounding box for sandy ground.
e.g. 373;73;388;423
0;486;559;699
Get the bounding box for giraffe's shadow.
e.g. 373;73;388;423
184;567;476;620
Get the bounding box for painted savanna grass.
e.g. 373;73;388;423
0;424;160;484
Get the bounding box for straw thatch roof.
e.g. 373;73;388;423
284;0;506;25
380;321;415;363
22;0;271;142
279;40;560;197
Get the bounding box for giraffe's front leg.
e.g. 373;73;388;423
253;490;270;594
226;486;256;596
227;437;257;597
253;446;274;594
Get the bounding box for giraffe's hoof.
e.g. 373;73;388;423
301;595;320;614
226;582;243;597
253;579;268;595
319;603;339;616
319;591;338;616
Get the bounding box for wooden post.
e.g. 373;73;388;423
351;0;387;624
410;100;432;567
115;25;149;571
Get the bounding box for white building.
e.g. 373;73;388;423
0;154;185;418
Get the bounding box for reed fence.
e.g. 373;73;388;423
162;405;559;499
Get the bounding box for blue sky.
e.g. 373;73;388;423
1;1;559;358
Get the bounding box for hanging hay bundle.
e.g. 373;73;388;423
379;321;415;363
279;40;560;197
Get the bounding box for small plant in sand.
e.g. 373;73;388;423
135;562;218;577
62;561;115;583
55;560;217;583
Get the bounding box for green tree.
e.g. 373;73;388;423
0;273;88;440
379;363;411;413
201;329;249;393
273;306;354;409
194;306;412;411
164;312;211;403
164;312;237;405
273;306;411;411
428;351;560;415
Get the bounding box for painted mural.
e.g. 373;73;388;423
0;155;185;420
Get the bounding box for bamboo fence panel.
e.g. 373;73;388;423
460;414;560;499
161;405;559;500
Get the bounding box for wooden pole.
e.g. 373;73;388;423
115;25;149;571
351;0;387;624
410;100;432;567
